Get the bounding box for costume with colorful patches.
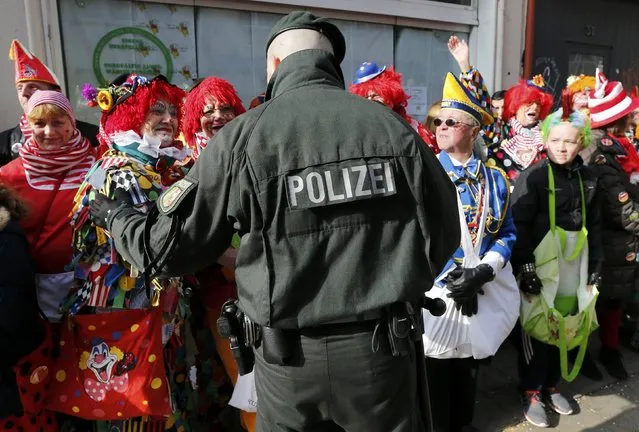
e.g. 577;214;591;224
60;74;194;430
487;76;554;185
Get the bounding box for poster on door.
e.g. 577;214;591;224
59;0;196;124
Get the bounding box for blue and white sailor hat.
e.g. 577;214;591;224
352;62;387;84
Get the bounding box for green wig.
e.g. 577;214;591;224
541;89;592;147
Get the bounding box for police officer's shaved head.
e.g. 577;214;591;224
267;29;334;81
265;11;345;82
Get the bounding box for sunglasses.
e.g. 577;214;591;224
434;118;475;128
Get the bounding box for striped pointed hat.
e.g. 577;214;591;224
588;69;639;129
9;39;59;86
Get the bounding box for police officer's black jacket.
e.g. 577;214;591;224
108;49;460;328
588;133;639;300
510;157;604;275
0;120;100;167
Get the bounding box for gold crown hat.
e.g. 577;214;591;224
440;72;493;126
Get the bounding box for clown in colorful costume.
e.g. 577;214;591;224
182;76;246;161
487;76;554;185
349;62;440;153
0;91;96;321
63;74;193;431
423;61;517;431
585;70;639;382
566;74;595;115
181;76;256;431
0;39;99;167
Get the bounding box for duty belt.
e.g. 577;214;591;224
217;299;424;374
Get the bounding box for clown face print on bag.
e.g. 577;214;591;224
83;340;136;401
47;308;171;420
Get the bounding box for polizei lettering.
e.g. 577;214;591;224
286;161;396;209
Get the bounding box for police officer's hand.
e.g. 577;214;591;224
445;264;495;302
89;188;131;228
519;263;542;295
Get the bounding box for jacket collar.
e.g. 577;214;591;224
548;155;584;175
265;50;345;100
438;150;481;182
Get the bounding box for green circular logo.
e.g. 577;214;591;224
93;27;173;85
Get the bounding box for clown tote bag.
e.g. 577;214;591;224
423;164;520;359
47;308;171;420
519;165;599;382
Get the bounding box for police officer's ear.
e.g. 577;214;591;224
266;47;281;82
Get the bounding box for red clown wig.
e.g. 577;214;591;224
349;67;410;119
503;79;554;122
182;77;246;147
102;77;185;144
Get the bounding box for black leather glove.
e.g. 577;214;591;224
444;264;495;317
445;264;495;301
453;295;479;317
587;272;602;287
519;263;542;295
89;188;131;228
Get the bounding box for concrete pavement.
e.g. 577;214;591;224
474;335;639;431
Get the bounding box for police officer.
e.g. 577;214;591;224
90;11;460;432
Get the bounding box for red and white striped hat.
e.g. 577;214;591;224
26;90;76;126
588;69;639;129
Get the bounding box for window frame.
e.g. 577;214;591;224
138;0;477;29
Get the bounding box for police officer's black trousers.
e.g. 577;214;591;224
253;322;424;432
425;357;480;432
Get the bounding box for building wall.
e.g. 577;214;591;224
0;0;529;130
533;0;639;102
0;0;28;131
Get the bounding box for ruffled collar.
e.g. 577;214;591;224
110;130;190;165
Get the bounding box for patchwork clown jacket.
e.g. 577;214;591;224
65;142;186;315
436;151;516;279
457;68;503;151
62;138;194;428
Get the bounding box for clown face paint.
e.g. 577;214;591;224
200;97;236;139
516;102;541;127
545;122;582;166
30;113;74;150
573;90;589;112
141;99;178;147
